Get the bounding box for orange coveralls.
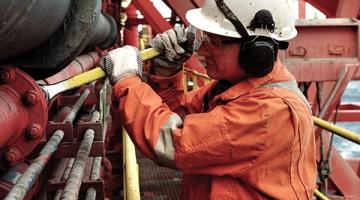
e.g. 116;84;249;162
112;60;317;199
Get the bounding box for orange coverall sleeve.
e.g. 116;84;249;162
113;75;270;176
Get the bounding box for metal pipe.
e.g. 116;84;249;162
85;188;97;200
54;158;75;200
4;130;64;200
0;0;71;60
85;157;102;200
314;189;330;200
123;128;140;200
60;130;95;200
44;52;101;85
90;111;101;122
313;117;360;145
63;89;90;123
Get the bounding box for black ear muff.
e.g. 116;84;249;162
240;38;278;77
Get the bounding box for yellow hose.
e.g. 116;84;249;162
313;117;360;145
123;128;140;200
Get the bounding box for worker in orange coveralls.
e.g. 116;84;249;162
99;0;317;199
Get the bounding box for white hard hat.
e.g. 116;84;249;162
186;0;297;41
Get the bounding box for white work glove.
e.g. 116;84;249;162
99;45;143;85
150;25;200;73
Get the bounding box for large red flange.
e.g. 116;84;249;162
0;66;47;168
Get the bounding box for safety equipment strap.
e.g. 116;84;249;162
214;0;249;38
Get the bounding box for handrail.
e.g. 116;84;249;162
123;128;141;200
314;189;330;200
313;117;360;145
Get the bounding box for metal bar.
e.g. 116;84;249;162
314;189;330;200
163;0;196;25
4;130;64;200
54;158;75;200
60;129;95;200
123;128;140;200
132;0;172;34
85;157;102;200
313;117;360;145
63;89;90;123
85;188;97;200
192;73;199;90
90;111;101;123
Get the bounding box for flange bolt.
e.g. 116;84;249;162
5;148;20;163
0;69;15;83
27;123;43;140
23;90;39;106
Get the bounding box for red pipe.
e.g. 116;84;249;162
43;52;101;85
0;87;28;149
124;4;140;47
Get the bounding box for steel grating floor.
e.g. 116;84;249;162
137;151;182;200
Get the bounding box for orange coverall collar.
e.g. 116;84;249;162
216;59;286;102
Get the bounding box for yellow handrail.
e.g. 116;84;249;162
123;128;140;200
313;117;360;145
314;189;330;200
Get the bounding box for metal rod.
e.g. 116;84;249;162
4;130;64;200
85;157;102;200
313;116;360;145
54;158;75;200
85;188;97;200
90;111;100;122
90;157;102;180
63;89;90;123
314;189;330;200
60;129;95;200
123;128;140;200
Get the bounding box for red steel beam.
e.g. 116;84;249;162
299;0;306;19
283;19;360;82
306;0;338;17
306;0;360;18
163;0;197;25
132;0;172;34
189;0;204;7
336;0;360;18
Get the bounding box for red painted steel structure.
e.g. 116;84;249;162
0;0;359;199
0;66;47;167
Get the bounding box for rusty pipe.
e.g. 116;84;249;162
63;89;90;123
85;157;102;200
60;130;95;200
4;130;64;200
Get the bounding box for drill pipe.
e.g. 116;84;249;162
4;130;64;200
60;110;99;199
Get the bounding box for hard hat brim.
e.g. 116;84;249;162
186;8;241;39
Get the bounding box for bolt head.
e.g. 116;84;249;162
5;148;19;162
23;90;38;106
0;69;15;83
27;124;43;139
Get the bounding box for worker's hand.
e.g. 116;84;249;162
99;45;143;85
150;25;199;76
